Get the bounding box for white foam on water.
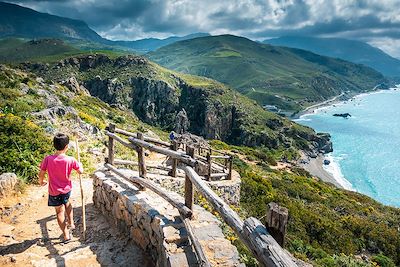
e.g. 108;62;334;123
323;153;354;191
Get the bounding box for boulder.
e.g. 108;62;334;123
0;173;18;198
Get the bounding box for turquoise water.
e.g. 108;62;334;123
296;89;400;207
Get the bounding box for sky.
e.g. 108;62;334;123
5;0;400;58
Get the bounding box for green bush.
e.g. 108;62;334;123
371;254;396;267
0;114;52;183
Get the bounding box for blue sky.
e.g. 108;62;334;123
6;0;400;58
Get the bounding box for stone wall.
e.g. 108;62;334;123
92;168;244;267
0;173;18;198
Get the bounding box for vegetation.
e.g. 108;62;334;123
148;35;387;112
0;113;52;183
207;139;400;266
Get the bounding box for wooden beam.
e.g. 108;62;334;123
266;202;288;247
128;137;197;167
105;131;136;150
137;132;147;178
171;140;178;177
210;173;228;179
104;163;192;219
206;153;212;181
227;156;233;180
107;123;116;165
183;166;243;234
113;159;171;172
185;146;195;212
114;127;171;147
183;218;211;267
183;166;297;267
210;155;230;159
243;217;296;267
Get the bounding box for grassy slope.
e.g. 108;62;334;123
147;35;387;112
0;38;130;64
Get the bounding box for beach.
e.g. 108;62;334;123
299;153;344;189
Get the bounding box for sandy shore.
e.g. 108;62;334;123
299;154;344;189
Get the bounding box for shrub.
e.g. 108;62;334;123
371;253;396;267
0;114;52;183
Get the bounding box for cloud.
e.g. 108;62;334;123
4;0;400;58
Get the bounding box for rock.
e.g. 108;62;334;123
174;109;190;134
31;105;78;123
84;76;129;107
36;89;63;107
333;113;351;118
60;76;90;95
0;173;18;198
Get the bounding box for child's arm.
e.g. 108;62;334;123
76;162;84;175
38;170;47;186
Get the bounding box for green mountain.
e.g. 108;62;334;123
0;1;106;43
148;35;388;112
265;36;400;77
0;38;80;63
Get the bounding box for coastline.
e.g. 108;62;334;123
299;153;344;189
293;88;398;190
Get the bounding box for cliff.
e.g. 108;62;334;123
22;54;332;154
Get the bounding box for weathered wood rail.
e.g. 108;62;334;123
104;123;297;267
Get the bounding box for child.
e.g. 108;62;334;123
39;133;83;242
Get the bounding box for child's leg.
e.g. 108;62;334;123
55;205;69;240
65;201;75;228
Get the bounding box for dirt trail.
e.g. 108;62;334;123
0;178;152;267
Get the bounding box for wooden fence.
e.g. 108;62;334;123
104;123;297;267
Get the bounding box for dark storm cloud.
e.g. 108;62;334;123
4;0;400;57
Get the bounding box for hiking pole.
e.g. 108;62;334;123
75;139;86;241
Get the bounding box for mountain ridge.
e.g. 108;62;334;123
148;34;388;113
265;36;400;77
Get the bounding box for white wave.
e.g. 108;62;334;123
323;153;354;191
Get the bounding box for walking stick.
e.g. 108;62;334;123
75;139;86;241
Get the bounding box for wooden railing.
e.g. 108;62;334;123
104;123;297;267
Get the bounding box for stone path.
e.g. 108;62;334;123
0;178;153;267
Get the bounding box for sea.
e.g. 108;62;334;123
295;89;400;207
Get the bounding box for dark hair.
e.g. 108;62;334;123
53;133;69;150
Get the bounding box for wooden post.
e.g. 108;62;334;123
227;156;233;180
185;146;195;213
137;132;147;178
171;140;178;177
265;202;288;247
207;152;212;181
107;123;115;165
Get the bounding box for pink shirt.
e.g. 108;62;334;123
40;154;82;196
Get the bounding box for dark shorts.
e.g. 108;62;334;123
48;191;71;207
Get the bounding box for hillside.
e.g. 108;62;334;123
21;53;330;155
147;35;388;113
1;64;399;266
0;38;80;63
0;2;106;43
265;36;400;77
